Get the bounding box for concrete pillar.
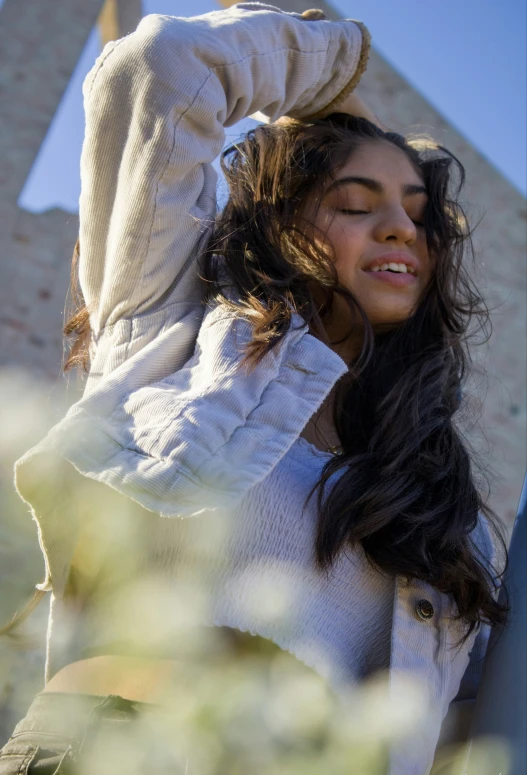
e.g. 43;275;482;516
98;0;143;46
0;0;143;379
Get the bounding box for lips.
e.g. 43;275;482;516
362;269;417;286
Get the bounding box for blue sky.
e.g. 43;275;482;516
11;0;526;213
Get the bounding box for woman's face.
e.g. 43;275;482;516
306;139;432;354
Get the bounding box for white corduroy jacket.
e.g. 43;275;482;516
14;5;500;774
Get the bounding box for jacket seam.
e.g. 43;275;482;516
84;36;128;101
122;443;239;498
210;44;328;73
137;69;214;311
126;318;134;363
109;330;326;471
114;366;269;458
94;299;200;340
209;43;343;116
174;356;308;471
109;349;298;472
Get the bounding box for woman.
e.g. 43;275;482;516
0;3;509;774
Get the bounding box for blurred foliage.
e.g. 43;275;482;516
0;367;513;773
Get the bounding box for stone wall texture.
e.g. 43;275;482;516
1;0;525;745
0;0;141;742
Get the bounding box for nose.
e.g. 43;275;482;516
374;206;417;245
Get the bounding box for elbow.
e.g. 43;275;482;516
81;14;176;100
82;13;207;108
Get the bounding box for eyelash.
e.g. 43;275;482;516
338;209;425;227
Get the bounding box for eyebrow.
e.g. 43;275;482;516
327;175;427;198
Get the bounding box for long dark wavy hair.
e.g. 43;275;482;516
64;113;509;650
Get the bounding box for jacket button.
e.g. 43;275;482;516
416;599;434;620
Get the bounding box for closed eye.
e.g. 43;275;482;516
338;209;425;227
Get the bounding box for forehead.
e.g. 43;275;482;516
335;139;423;187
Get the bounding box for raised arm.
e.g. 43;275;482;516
78;2;370;336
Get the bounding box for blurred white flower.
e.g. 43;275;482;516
265;666;333;738
0;368;66;465
231;561;302;626
334;669;428;744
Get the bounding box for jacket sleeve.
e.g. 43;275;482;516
78;2;369;336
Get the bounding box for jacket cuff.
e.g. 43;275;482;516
309;20;371;119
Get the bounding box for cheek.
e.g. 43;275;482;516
327;222;364;267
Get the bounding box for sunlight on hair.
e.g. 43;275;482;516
405;134;442;153
445;201;470;234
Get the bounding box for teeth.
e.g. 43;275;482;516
368;263;416;274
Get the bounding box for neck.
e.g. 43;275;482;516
320;298;365;367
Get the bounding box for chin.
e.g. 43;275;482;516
369;310;412;330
